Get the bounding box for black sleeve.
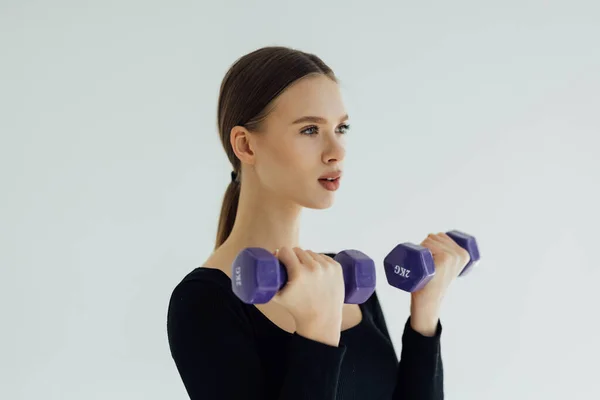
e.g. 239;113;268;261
369;291;444;399
393;317;444;399
166;279;348;400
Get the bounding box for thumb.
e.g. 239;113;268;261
274;245;301;284
274;246;296;269
270;247;284;305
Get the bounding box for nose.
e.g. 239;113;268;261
322;133;346;164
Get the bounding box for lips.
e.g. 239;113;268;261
318;171;342;180
318;177;340;182
318;177;341;189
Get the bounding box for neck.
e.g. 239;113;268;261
219;178;303;259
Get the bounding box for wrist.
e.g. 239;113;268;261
410;313;439;337
295;317;342;347
410;299;440;337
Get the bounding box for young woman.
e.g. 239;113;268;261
167;46;470;399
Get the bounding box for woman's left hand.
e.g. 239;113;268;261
409;232;471;336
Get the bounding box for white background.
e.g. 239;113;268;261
1;1;599;399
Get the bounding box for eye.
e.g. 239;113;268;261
300;123;351;136
300;125;318;135
337;123;351;134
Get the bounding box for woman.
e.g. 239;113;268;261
167;46;470;399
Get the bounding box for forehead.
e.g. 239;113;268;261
269;74;346;122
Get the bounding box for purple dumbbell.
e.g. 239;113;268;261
383;230;480;292
231;248;377;304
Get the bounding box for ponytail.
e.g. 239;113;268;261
214;173;240;249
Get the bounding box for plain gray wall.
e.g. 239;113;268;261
1;1;599;399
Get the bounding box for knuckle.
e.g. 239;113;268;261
459;248;470;259
322;260;335;271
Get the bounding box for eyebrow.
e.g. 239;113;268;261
291;114;349;125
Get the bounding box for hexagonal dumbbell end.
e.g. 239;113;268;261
383;242;435;292
335;249;377;304
231;247;286;304
446;230;481;276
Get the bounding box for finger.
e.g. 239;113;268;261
439;233;469;254
427;233;448;244
293;247;318;270
433;233;468;261
306;250;333;266
425;234;464;271
276;246;294;260
422;241;453;268
437;232;460;248
276;246;301;275
428;233;455;253
438;233;471;263
420;236;446;257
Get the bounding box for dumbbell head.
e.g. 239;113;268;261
231;247;285;304
383;242;436;292
446;230;480;276
335;249;377;304
231;247;377;304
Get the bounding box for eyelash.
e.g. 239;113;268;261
300;124;351;136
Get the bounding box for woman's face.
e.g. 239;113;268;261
251;74;349;210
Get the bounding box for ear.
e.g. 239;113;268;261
230;125;256;166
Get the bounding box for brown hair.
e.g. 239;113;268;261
214;46;337;249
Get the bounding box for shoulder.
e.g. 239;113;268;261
166;267;260;371
167;267;252;329
170;266;231;300
177;266;231;291
168;266;235;305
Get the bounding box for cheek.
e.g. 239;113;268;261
270;136;315;173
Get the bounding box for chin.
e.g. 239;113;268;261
298;194;336;210
291;182;338;209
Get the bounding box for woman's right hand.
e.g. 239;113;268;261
270;246;345;347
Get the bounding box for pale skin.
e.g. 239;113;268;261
203;74;470;346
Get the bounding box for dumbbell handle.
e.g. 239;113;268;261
232;248;376;304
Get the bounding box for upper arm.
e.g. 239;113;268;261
167;280;266;399
369;291;393;340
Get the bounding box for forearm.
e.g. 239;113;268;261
410;299;441;337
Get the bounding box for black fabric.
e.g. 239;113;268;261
167;258;444;399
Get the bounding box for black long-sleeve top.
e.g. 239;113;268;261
167;254;444;399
